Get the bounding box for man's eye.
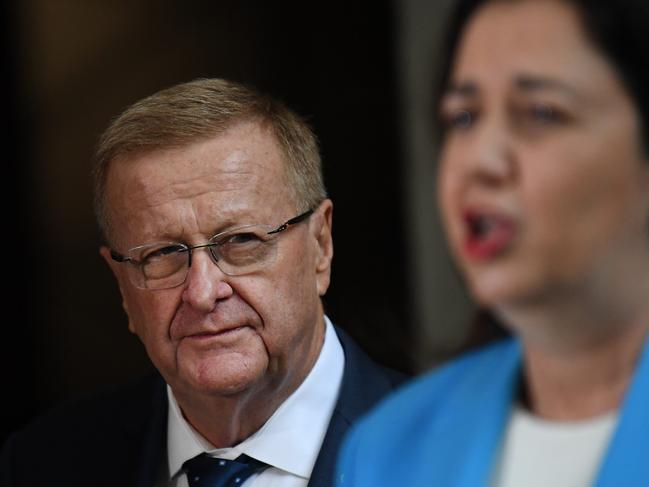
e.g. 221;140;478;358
143;245;185;261
225;232;262;245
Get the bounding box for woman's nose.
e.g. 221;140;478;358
464;116;517;186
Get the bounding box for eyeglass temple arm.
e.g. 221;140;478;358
110;249;131;263
267;209;314;235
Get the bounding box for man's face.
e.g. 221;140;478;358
101;121;333;406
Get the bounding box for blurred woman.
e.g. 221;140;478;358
336;0;649;485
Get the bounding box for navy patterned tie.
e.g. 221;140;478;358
182;453;269;487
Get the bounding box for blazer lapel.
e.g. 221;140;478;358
595;336;649;486
427;339;521;487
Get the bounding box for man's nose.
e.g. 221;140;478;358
181;249;233;312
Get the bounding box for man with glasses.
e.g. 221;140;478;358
0;78;404;487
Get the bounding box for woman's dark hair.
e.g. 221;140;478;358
434;0;649;154
437;0;649;352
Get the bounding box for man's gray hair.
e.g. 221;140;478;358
93;78;327;244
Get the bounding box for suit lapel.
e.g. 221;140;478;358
308;327;406;487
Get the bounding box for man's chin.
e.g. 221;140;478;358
181;352;269;397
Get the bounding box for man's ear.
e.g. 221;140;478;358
313;199;334;296
99;246;136;334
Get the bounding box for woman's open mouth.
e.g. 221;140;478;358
462;208;517;260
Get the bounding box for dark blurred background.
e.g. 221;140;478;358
4;0;473;446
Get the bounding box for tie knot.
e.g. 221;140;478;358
182;453;269;487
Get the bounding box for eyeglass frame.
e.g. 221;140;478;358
109;208;314;289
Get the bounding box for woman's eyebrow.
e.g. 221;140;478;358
444;80;479;98
444;75;580;98
514;74;580;98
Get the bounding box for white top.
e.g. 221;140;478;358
491;404;618;487
164;316;345;487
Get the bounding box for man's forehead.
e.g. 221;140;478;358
105;124;296;245
116;152;260;204
108;124;288;203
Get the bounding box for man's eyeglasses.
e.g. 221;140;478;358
110;209;313;290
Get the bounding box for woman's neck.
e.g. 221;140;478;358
499;295;649;421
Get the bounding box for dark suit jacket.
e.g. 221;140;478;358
1;327;405;486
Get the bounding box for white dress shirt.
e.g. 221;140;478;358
164;316;345;487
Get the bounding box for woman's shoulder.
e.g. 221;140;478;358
336;338;521;485
344;337;520;446
378;338;517;412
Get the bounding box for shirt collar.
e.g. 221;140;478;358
167;316;345;480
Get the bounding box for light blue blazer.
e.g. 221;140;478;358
337;336;649;486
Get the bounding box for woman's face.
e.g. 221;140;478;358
438;0;649;311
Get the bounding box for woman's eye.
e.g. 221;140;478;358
444;109;475;130
528;103;560;124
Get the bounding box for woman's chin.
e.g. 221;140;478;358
466;267;544;311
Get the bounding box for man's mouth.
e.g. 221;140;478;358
186;325;250;341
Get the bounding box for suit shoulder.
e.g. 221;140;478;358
2;374;167;486
336;326;409;392
4;373;165;452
